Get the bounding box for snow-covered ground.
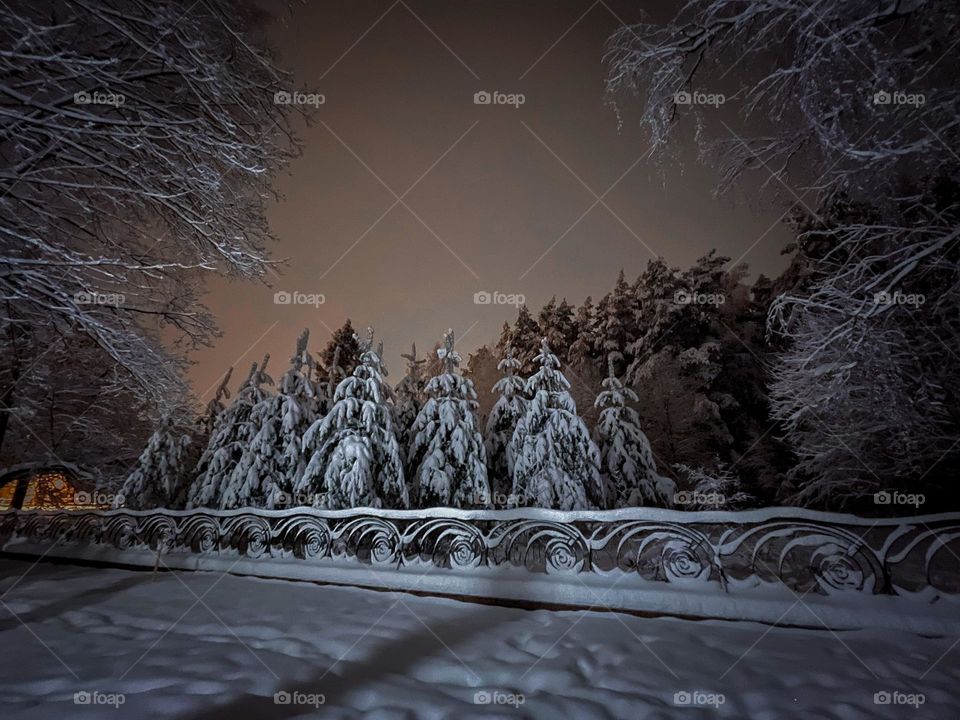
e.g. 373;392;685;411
0;558;955;719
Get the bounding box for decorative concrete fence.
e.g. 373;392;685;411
2;507;958;633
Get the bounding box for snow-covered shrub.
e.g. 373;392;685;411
674;462;754;510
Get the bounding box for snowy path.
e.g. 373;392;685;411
0;559;955;719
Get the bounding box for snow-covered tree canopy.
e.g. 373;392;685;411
408;331;490;508
0;325;155;483
606;0;957;202
298;330;408;509
606;1;960;506
0;0;301;445
511;339;603;510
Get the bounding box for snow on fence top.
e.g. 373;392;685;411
2;506;958;632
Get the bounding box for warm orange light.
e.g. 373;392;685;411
0;471;110;511
0;480;15;510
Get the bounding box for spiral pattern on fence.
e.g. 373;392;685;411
1;509;957;603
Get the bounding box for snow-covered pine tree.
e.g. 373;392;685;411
408;330;490;508
495;305;541;376
116;414;191;510
538;296;558;341
187;363;255;508
297;329;408;509
220;331;317;509
166;366;231;502
423;338;445;379
198;367;233;440
188;366;233;486
322;319;361;379
394;343;426;450
219;392;281;509
270;330;319;507
463;344;499;422
484;346;527;502
594;356;675;508
593;269;638;376
539;296;577;358
510;339;603;510
186;356;273;508
568;295;597;368
315;345;344;418
494;321;512;359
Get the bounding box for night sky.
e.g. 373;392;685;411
189;0;793;399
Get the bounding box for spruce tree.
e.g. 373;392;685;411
510;339;603;510
117;415;191;510
594;269;638;375
594;356;675;507
186;356;272;508
315;345;345;417
408;331;490;508
568;296;597;368
220;392;281;509
494;321;512;359
190;367;233;484
484;346;527;502
271;329;319;506
514;305;542;374
463;344;499;422
197;367;233;442
321;319;361;379
394;343;426;450
539;296;577;358
298;329;408;509
220;331;317;509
